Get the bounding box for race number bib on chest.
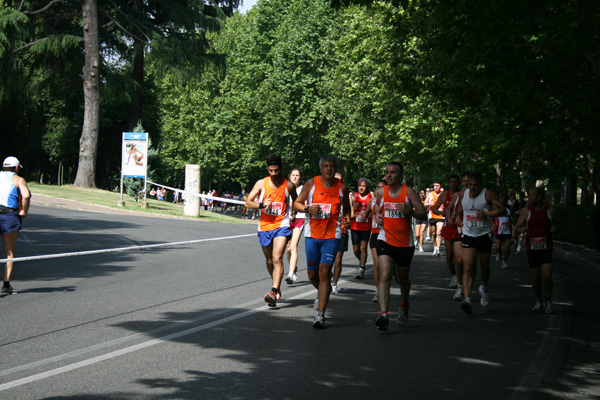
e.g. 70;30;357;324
313;204;332;219
356;210;367;223
264;202;283;216
500;222;511;232
530;237;547;250
466;214;483;228
384;202;405;219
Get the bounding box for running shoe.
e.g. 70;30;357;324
516;246;521;255
449;275;458;288
501;261;508;269
1;285;17;296
495;254;500;262
314;297;319;310
531;301;543;312
545;299;554;314
285;273;297;285
331;283;339;295
478;285;489;307
461;298;473;314
432;248;438;256
397;303;409;325
419;246;424;253
313;312;325;329
376;314;389;331
355;267;365;279
453;286;463;301
276;290;282;301
372;293;379;302
264;291;277;307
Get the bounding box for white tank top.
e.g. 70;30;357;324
461;188;491;237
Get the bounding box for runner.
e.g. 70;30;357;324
432;175;461;288
454;171;506;314
350;178;372;279
331;172;348;295
0;157;31;296
294;155;350;328
515;187;561;314
366;179;387;302
285;168;305;284
513;191;527;254
444;171;470;300
245;155;297;307
425;181;445;256
413;189;428;252
492;192;512;269
373;162;427;331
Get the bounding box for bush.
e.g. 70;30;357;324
552;204;600;249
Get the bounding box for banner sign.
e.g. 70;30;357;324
122;132;148;178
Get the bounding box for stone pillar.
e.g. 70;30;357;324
184;164;201;217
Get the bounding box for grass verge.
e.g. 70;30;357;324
29;183;246;224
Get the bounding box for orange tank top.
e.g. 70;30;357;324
306;176;343;240
377;185;414;247
258;177;290;232
428;191;444;219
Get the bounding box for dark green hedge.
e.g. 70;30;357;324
552;204;600;249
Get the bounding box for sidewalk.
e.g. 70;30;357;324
553;240;600;269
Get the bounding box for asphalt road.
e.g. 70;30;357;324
0;204;598;399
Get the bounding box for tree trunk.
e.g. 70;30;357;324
128;0;144;131
564;175;577;206
73;0;100;188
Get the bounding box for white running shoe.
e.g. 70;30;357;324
285;273;297;284
355;267;365;279
495;254;500;262
331;283;339;295
478;285;489;307
545;299;554;314
531;301;543;312
449;275;458;288
313;312;325;328
314;297;319;310
501;261;508;269
516;246;521;255
453;286;463;301
419;246;424;253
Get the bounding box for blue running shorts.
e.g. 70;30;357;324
305;237;340;270
257;227;291;247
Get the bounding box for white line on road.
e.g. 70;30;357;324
0;234;256;264
0;285;329;392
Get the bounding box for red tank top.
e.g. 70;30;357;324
350;192;372;231
525;206;553;251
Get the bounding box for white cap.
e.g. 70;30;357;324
3;156;22;168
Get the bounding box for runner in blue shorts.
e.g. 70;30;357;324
0;157;31;296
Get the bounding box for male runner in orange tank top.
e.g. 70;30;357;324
245;155;297;307
294;154;350;328
372;162;427;331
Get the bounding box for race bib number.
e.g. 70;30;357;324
384;202;405;219
313;204;332;219
264;202;283;216
356;210;368;223
531;237;547;250
466;214;483;228
500;222;511;232
457;226;463;235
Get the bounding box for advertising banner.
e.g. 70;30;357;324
122;132;148;178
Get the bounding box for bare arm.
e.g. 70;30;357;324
431;191;447;216
480;190;507;219
16;176;31;217
407;187;427;221
244;179;264;210
515;207;529;234
294;178;314;214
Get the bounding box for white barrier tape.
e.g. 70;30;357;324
146;181;246;205
0;234;255;264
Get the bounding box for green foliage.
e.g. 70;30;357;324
552;205;600;249
123;177;143;202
